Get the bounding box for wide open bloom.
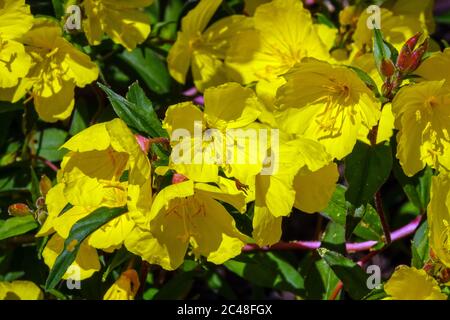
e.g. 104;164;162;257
0;0;32;89
125;179;248;271
226;0;331;85
82;0;153;51
163;82;265;184
428;174;450;269
0;280;43;300
392;80;450;176
0;19;99;122
168;0;251;92
275;60;380;160
384;265;446;300
38;118;152;278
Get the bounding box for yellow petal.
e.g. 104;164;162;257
0;281;43;300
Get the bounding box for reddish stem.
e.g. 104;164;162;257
32;155;59;172
242;215;422;253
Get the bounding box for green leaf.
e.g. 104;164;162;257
435;12;450;24
315;13;336;28
318;248;370;299
51;0;66;18
45;206;127;291
119;48;171;94
346;66;381;97
411;221;429;269
345;141;393;207
101;247;133;282
321;221;346;254
154;270;196;300
373;28;392;75
392;154;433;213
98;82;167;138
322;185;383;241
225;252;304;293
69;99;90;136
0;215;38;241
31;128;68;162
207;272;237;299
30;166;40;204
300;252;340;300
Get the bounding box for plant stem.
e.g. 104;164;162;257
374;191;391;244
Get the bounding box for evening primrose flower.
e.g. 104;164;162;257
163;82;264;184
392;80;450;176
252;138;338;246
103;270;140;300
226;0;330;85
384;265;446;300
125;179;247;270
415;48;450;83
82;0;153;51
1;19;99;122
275;60;381;160
38;118;153;252
0;0;32;89
428;174;450;268
0;280;43;300
168;0;252;92
353;0;435;52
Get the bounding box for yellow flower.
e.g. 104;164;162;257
0;0;32;89
275;60;380;160
226;0;330;84
353;0;434;52
392;80;450;176
2;18;99;122
415;48;450;83
125;179;247;270
384;265;446;300
0;280;43;300
163;82;264;184
168;0;251;92
38;119;152;253
42;234;101;281
428;174;450;268
83;0;153;51
252;138;337;246
103;269;140;300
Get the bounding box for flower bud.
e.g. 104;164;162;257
404;32;422;51
408;39;428;72
8;203;33;217
39;175;52;198
135;134;151;154
396;33;428;74
380;58;396;78
172;173;188;184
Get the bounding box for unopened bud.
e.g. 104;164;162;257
408;39;428;72
8;203;32;217
39;175;52;197
172;173;188;184
405;32;422;51
35;196;46;209
380;58;396;78
35;209;48;225
135;135;151;154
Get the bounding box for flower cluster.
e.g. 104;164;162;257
1;0;450;301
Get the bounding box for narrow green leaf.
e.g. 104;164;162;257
345;141;393;207
318;248;370;299
45;206;127;291
98;82;167;138
0;215;38;241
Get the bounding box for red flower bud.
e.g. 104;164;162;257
135;134;151;154
172;173;188;184
405;32;422;51
8;203;32;217
380;58;396;78
408;39;428;72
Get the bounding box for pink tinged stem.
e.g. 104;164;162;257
242;215;422;253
